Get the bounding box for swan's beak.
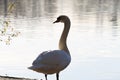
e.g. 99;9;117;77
53;20;59;23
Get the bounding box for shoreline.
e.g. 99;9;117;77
0;75;36;80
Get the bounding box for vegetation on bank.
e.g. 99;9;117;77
0;1;20;45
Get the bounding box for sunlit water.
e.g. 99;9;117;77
0;0;120;80
0;15;120;80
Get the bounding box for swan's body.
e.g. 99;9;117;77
28;15;71;80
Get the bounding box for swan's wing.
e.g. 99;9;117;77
32;50;70;67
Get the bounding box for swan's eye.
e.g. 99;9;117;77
57;18;61;21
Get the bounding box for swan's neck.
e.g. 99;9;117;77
59;20;70;55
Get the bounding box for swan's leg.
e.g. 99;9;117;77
56;73;59;80
45;74;47;80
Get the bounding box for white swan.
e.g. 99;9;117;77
28;15;71;80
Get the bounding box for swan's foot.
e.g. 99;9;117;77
56;73;59;80
45;74;47;80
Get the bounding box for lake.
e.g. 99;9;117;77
0;0;120;80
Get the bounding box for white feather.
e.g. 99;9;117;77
28;50;71;74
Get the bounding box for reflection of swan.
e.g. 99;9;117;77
28;15;71;80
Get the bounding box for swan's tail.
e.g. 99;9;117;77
28;65;41;71
28;66;35;70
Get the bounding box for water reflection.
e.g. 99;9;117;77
0;0;119;27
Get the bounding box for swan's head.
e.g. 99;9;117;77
53;15;70;23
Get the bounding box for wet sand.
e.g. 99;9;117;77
0;76;36;80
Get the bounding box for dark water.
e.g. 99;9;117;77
0;0;120;80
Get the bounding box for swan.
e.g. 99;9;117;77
28;15;71;80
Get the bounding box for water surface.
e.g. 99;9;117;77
0;0;120;80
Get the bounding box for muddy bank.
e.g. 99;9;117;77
0;76;36;80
